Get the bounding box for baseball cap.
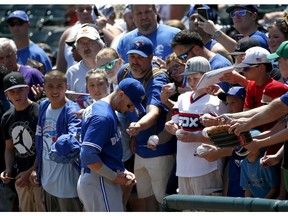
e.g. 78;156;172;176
118;78;146;113
49;134;81;164
7;10;29;23
234;46;271;69
230;37;260;56
127;36;153;58
123;5;132;15
186;4;212;19
3;72;28;92
267;41;288;60
226;4;258;14
76;26;101;42
262;81;288;100
65;35;76;46
98;4;114;19
218;86;246;102
179;56;211;76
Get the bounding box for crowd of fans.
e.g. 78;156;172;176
1;4;288;212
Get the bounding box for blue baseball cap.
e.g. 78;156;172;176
119;78;146;113
218;86;246;102
49;134;81;164
7;10;29;23
127;36;153;58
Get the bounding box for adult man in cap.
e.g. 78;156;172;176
66;25;104;93
199;4;269;53
118;36;176;211
6;10;52;74
0;72;46;211
77;78;143;211
117;4;180;63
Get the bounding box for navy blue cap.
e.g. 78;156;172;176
49;134;81;164
127;36;153;58
218;86;246;102
226;5;258;14
119;78;146;113
7;10;29;23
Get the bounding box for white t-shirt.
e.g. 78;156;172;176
172;91;227;177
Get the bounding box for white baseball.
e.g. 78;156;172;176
167;83;176;92
125;175;133;186
175;129;184;139
147;135;159;146
196;145;209;155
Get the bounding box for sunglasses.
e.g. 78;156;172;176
8;20;26;27
242;64;259;72
98;59;119;71
177;46;194;60
230;10;252;18
167;63;184;74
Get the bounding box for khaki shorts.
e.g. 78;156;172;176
134;154;175;203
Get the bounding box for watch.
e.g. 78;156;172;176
213;30;222;39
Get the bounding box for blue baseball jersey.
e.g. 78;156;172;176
80;100;125;172
117;24;180;63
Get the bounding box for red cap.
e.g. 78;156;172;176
263;81;288;99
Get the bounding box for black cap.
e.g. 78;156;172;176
3;72;28;92
226;5;258;14
230;37;260;56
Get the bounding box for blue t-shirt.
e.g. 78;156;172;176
17;42;52;74
81;100;125;172
117;64;177;158
117;24;180;63
240;155;279;198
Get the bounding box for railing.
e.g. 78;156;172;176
162;195;288;212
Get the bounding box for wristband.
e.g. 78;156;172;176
96;164;117;181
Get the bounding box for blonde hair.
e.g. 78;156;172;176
165;52;184;65
95;47;119;62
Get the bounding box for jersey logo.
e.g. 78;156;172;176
178;113;204;131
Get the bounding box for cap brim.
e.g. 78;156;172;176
127;50;148;58
178;71;201;76
4;84;28;92
217;92;227;101
230;51;245;56
267;53;279;60
234;62;256;69
134;103;145;113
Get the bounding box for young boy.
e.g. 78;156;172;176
240;148;279;198
0;72;45;211
34;69;83;211
165;56;227;195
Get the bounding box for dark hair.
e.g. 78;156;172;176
44;69;66;84
171;29;204;48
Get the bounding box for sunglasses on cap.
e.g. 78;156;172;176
8;20;26;27
98;59;119;71
230;10;252;18
177;46;194;61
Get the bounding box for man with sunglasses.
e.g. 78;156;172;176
171;29;232;93
198;4;269;53
6;10;52;74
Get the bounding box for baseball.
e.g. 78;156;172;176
167;83;176;92
147;135;159;147
175;129;184;139
196;145;209;155
125;175;133;186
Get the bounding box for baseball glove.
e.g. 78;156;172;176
205;124;252;156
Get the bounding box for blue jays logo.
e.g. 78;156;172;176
134;40;145;48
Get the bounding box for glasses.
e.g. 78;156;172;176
98;59;119;71
242;64;259;72
167;63;184;74
77;41;97;47
8;20;26;27
230;10;252;18
177;46;194;60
